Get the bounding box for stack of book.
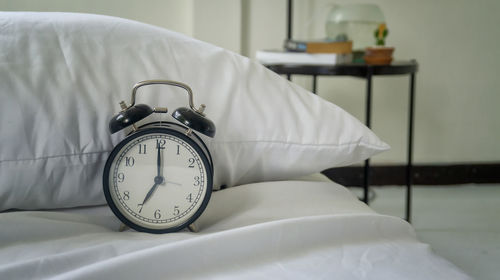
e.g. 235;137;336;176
256;39;353;65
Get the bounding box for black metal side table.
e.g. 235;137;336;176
265;60;418;222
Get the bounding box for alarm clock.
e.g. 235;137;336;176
103;80;215;234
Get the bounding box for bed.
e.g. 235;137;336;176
0;12;470;279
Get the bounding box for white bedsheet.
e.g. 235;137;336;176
0;181;470;279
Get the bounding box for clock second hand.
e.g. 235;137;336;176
165;180;182;186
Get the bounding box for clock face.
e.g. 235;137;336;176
103;127;212;233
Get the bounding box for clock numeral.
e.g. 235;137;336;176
138;203;144;213
194;176;200;186
154;209;162;219
123;191;130;200
188;158;195;168
117;173;125;183
156;139;166;150
173;206;180;216
125;156;135;167
177;145;180;155
138;144;147;154
186;193;193;203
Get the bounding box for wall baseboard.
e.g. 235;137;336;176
322;163;500;186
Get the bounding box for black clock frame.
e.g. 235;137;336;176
103;124;213;234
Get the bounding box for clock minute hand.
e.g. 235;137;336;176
157;143;162;177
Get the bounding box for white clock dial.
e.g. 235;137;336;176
106;131;210;231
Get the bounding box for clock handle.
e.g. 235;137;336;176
110;80;216;137
129;80;206;115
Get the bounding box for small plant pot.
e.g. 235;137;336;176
364;46;394;65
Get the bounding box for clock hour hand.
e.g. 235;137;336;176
138;181;160;210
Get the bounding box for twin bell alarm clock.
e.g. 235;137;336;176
103;80;215;234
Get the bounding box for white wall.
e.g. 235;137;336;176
192;0;242;54
2;0;499;165
0;0;194;35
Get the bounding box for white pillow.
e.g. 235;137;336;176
0;12;389;211
195;180;374;232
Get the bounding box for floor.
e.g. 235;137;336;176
351;184;500;280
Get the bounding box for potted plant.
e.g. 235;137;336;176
364;24;395;65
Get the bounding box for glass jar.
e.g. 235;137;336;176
326;4;385;51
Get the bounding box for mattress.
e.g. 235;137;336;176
0;180;470;279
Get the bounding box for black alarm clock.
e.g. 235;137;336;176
103;80;215;234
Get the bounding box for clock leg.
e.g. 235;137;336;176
119;223;129;232
187;223;198;233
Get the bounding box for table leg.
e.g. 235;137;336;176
406;73;416;222
363;70;373;204
312;75;318;94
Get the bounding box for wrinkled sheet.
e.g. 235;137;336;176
0;181;470;279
